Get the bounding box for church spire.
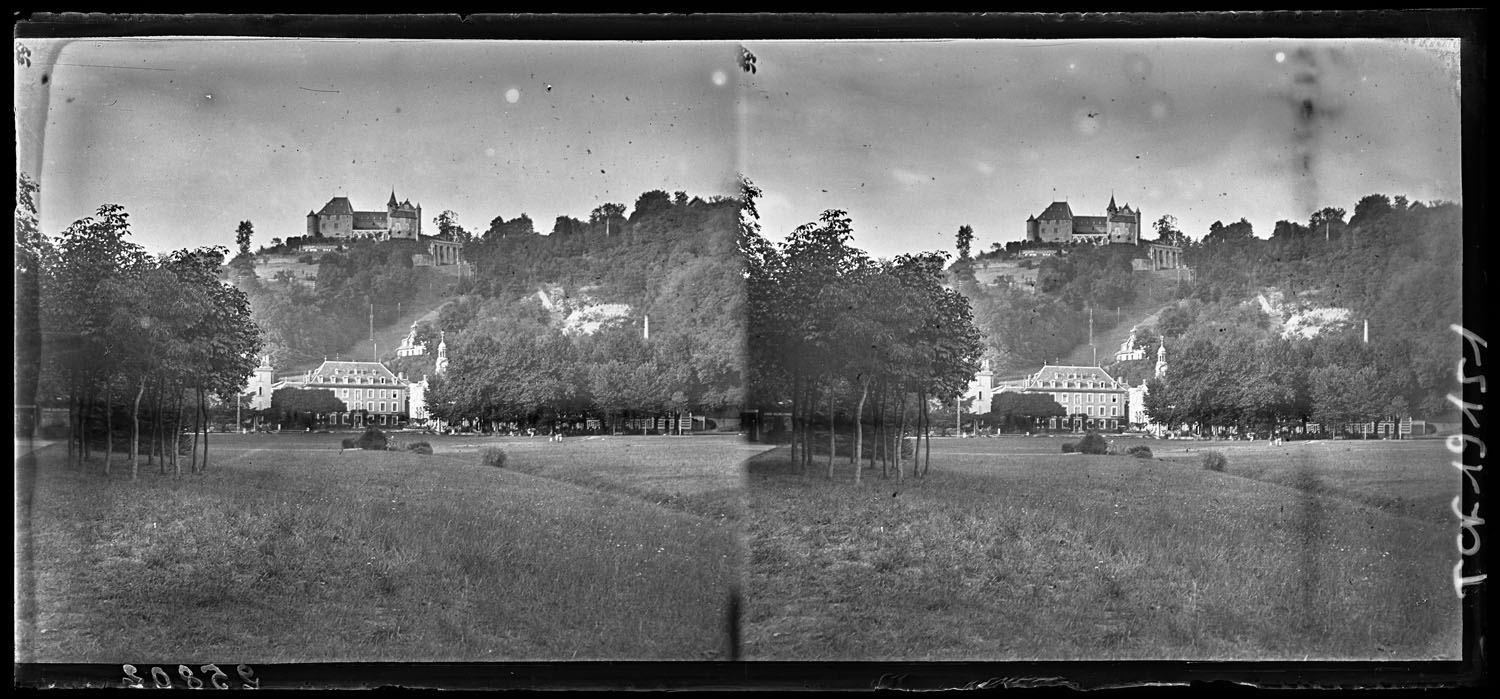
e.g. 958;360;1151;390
1108;191;1118;214
388;189;399;208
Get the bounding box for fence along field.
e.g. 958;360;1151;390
745;437;1460;660
15;433;754;662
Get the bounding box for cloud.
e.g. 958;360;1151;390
975;161;996;176
891;167;929;187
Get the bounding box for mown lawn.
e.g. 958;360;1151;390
16;433;744;663
745;437;1460;661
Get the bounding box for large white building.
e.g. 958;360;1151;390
244;356;420;429
1017;363;1130;432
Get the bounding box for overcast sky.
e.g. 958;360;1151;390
20;39;743;255
19;37;1462;262
741;38;1462;260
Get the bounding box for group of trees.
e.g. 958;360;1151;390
417;188;745;430
743;179;984;483
1138;195;1462;435
18;175;262;478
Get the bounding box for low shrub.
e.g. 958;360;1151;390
1125;445;1153;459
1077;432;1109;455
481;446;507;468
355;428;387;451
1061;442;1076;453
406;441;433;455
1200;450;1228;472
340;438;357;450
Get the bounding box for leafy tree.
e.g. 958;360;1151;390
433;210;472;244
235;220;254;256
1349;194;1394;229
632;190;673;221
589;202;627;237
1153;214;1185;245
15;173;48;440
987;392;1066;433
270;387;347;429
955;224;974;261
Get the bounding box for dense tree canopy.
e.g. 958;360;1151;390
31;193;262;478
744;181;984;482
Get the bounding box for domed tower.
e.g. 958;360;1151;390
1155;339;1168;379
434;331;449;377
249;354;276;410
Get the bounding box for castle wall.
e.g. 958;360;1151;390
316;214;353;237
1037;219;1071;243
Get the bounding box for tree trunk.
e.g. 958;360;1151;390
787;374;799;469
894;392;906;483
67;391;77;465
854;377;868;485
104;382;113;477
203;390;210;472
130;378;144;481
191;387;202;474
155;386;165;474
922;392;932;477
172;394;182;478
826;388;835;481
876;387;882;480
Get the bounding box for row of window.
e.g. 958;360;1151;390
1038;380;1118;389
336;388;402;400
319;376;394;385
1051;392;1120;404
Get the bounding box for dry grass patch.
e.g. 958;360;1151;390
17;436;739;662
745;439;1459;661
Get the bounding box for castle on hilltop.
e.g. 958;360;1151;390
1024;193;1183;269
1026;194;1141;245
307;190;423;241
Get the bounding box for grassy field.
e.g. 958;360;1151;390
745;436;1461;661
15;433;755;663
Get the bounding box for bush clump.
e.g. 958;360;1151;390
1201;450;1228;472
1125;445;1153;459
406;441;433;455
355;428;388;451
340;438;357;450
1077;432;1109;455
481;446;508;468
1061;442;1076;453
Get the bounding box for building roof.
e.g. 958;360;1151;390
1073;216;1109;234
352;211;389;230
1036;202;1074;220
1027;364;1125;386
316;197;355;216
304;360;401;385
